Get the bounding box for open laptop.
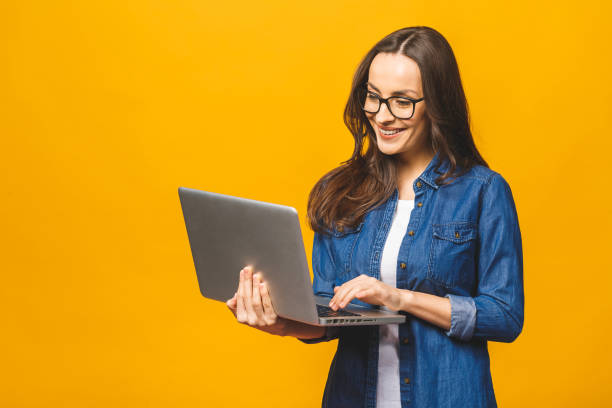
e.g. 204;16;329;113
178;187;405;326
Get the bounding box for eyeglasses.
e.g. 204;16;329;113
359;84;425;120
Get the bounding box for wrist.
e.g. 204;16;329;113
275;317;291;337
398;288;415;312
282;319;326;339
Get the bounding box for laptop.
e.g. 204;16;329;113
178;187;406;326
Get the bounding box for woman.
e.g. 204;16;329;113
226;26;524;407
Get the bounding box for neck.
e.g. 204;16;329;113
396;144;435;183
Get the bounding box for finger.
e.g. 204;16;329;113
250;273;266;324
329;285;344;309
226;294;237;317
236;269;247;323
355;288;374;299
260;280;277;325
331;275;379;308
331;286;339;303
330;282;355;310
226;292;237;309
355;284;387;307
338;277;375;307
338;283;366;309
242;266;258;325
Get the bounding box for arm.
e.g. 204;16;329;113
398;290;451;331
330;173;524;343
444;173;524;342
329;275;451;332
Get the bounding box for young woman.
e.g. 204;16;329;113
226;26;524;407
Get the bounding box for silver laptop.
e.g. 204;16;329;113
178;187;405;326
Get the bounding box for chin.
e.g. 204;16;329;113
375;136;409;156
376;143;402;156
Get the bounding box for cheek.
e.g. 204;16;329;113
404;112;425;130
413;105;427;122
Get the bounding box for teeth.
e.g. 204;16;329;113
380;128;404;135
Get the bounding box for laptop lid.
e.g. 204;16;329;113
178;187;320;324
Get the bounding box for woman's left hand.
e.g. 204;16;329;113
329;274;405;312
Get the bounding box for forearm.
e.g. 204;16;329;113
282;318;326;339
398;289;451;332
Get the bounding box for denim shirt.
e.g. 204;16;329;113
300;153;524;408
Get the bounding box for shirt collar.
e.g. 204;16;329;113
417;152;449;190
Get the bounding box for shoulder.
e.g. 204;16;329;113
458;166;518;220
434;164;516;215
457;164;499;184
445;164;512;193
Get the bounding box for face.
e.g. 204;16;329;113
364;53;429;159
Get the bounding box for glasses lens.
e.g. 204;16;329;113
389;98;414;119
363;90;380;113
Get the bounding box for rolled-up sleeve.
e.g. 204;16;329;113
298;326;340;344
298;230;340;344
444;173;524;343
444;294;477;341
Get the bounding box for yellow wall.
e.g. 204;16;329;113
2;0;611;406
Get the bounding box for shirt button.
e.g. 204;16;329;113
400;262;406;269
455;231;460;238
408;230;415;236
416;181;422;188
404;377;411;384
402;337;409;345
417;202;423;207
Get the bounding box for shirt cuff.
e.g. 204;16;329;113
297;326;340;344
444;294;477;341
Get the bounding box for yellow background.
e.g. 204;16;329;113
2;0;611;406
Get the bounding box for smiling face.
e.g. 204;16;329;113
365;52;430;160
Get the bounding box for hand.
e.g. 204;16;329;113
329;274;404;312
226;265;289;336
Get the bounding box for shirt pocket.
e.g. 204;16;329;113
427;222;478;289
329;221;365;280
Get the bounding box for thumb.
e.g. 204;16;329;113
226;292;237;309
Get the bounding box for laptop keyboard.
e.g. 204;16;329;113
316;304;360;317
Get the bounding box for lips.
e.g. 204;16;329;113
378;126;406;139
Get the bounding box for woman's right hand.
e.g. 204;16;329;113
225;265;289;336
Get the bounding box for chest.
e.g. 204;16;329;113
327;181;483;296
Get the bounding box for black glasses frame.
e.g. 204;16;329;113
359;84;425;120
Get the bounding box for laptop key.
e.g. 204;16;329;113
316;304;360;317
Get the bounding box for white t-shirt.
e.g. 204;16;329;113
376;199;414;408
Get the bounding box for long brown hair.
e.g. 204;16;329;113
307;26;488;235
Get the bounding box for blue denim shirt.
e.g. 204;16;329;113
300;153;524;408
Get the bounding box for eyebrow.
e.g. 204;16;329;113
367;82;418;97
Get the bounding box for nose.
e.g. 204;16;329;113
375;101;395;124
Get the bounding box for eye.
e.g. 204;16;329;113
396;100;412;106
